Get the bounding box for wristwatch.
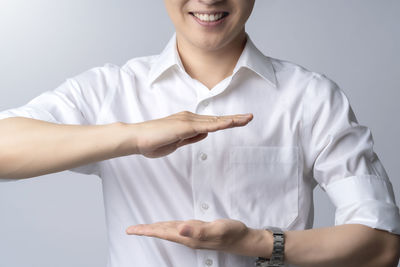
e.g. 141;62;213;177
255;226;285;267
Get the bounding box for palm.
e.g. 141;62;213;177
125;218;257;256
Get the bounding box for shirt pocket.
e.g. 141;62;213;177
228;146;299;230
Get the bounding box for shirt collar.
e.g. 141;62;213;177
147;32;277;88
233;33;277;88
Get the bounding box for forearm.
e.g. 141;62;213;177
252;224;400;267
0;112;252;179
0;117;135;179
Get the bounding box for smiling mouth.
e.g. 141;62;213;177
189;12;229;22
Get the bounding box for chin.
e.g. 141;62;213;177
191;34;230;51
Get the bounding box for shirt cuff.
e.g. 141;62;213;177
324;175;400;235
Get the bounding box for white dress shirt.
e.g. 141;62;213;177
1;32;399;267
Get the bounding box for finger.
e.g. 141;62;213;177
126;222;172;237
194;115;253;133
228;114;254;127
126;221;182;234
186;113;253;123
166;114;253;141
127;222;190;245
200;114;253;125
177;221;210;240
178;224;194;237
145;142;179;158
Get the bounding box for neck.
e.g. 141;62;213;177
176;31;247;90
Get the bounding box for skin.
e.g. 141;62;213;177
0;113;253;178
125;0;400;266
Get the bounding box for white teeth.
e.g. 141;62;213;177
193;12;225;22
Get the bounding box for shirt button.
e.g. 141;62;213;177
205;258;213;266
199;152;208;161
201;202;209;210
203;100;210;107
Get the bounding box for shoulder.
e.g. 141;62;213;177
121;54;159;77
269;56;343;97
71;53;159;83
68;56;158;91
270;57;316;85
68;62;131;89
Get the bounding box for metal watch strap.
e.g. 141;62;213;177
255;226;285;267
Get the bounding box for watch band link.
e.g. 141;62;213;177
255;226;285;267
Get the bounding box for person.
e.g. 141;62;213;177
0;0;399;266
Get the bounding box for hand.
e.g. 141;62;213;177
131;111;253;158
126;218;272;258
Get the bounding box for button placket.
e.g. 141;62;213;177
193;145;218;266
197;151;210;214
193;147;211;221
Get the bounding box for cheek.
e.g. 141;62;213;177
175;14;191;33
237;0;255;22
174;7;191;28
164;0;187;25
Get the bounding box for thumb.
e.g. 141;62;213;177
177;133;208;148
178;224;194;237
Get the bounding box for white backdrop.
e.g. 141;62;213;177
0;1;399;266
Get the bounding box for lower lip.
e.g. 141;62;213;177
190;14;228;27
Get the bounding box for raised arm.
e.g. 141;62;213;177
0;112;253;179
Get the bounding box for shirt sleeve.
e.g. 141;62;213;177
0;64;119;181
301;73;400;235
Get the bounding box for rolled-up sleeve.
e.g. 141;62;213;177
0;64;119;180
301;73;400;235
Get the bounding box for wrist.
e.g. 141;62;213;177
111;122;140;156
246;228;274;258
